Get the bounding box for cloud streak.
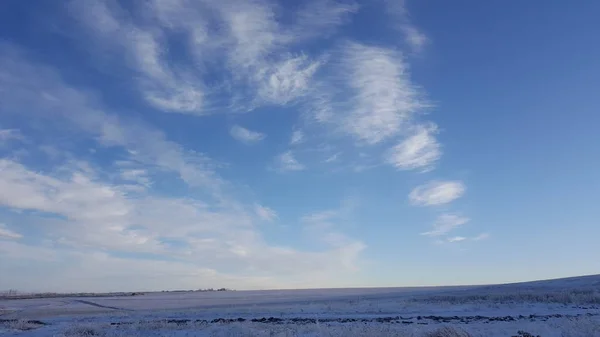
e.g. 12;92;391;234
315;42;426;145
277;151;305;171
0;0;479;290
255;204;278;222
230;125;266;144
409;180;466;206
70;0;206;114
421;214;469;237
0;129;24;143
386;124;441;171
0;45;222;191
0;224;22;240
0;44;366;289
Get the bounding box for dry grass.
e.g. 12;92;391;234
413;289;600;305
422;326;472;337
0;318;46;331
61;325;106;336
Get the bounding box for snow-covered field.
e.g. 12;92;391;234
1;275;599;336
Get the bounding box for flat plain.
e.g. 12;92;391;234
1;275;599;336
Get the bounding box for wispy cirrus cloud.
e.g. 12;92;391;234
254;55;323;106
69;0;353;115
472;233;490;241
291;0;359;41
255;204;278;222
276;151;305;171
381;0;429;53
317;42;427;144
120;168;151;187
439;233;490;245
1;154;367;286
385;124;441;171
0;0;479;291
0;45;221;191
301;205;365;271
0;224;22;240
409;180;466;206
400;24;428;53
421;214;469;237
0;129;24;143
447;236;466;243
290;130;305;145
230;125;266;144
0;45;367;290
0;134;364;288
324;152;341;163
70;0;206;114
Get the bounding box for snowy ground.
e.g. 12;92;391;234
1;275;599;336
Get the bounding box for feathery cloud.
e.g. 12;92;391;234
339;42;426;144
447;236;466;243
255;55;323;106
421;214;469;237
70;0;206;114
0;129;23;143
0;46;221;191
401;24;428;53
290;130;304;145
291;0;359;41
409;180;466;206
324;152;340;163
381;0;428;53
120;169;151;187
386;124;441;171
277;151;305;171
230;125;266;144
472;233;490;241
255;204;278;222
0;0;469;290
0;224;22;240
301;207;365;271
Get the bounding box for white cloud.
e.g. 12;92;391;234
0;241;278;292
472;233;490;241
340;42;425;144
301;207;365;271
120;168;151;187
0;155;366;288
308;42;427;146
156;0;327;111
324;152;340;163
386;124;441;171
0;46;221;191
255;204;277;222
277;151;305;171
0;45;367;288
409;180;466;206
255;55;323;106
290;130;304;145
0;129;23;143
447;236;466;243
381;0;428;53
70;0;206;114
401;24;428;53
230;125;266;144
291;0;359;41
0;224;22;240
421;214;469;237
0;0;458;290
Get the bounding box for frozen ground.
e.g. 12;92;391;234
1;275;599;336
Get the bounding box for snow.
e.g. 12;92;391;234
1;275;599;336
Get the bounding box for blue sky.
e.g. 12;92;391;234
1;0;599;292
